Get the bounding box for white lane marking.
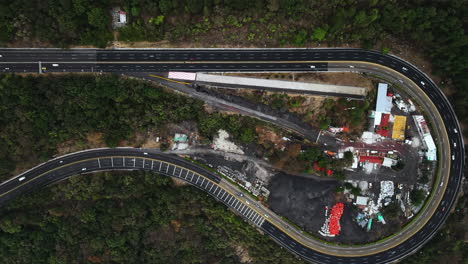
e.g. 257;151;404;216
220;191;227;200
240;206;248;214
208;184;214;192
245;209;254;219
165;164;170;173
151;160;154;169
195;175;200;184
226;195;233;204
178;168;182;177
142;159;145;168
159;161;162;171
252;214;260;223
213;186;220;195
200;178;205;186
97;158;101;168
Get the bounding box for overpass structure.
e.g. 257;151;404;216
0;48;464;264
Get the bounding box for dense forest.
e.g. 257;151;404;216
0;171;303;263
0;74;258;181
0;0;466;127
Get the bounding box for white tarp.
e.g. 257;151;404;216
168;72;196;81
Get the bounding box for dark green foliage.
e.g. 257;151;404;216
392;160;405;171
381;201;400;219
410;189;426;206
0;171;305;263
0;74;264;180
343;151;354;164
0;74;201;175
198;113;257;143
419;173;429;185
299;147;321;161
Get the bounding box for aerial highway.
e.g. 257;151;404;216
0;48;464;263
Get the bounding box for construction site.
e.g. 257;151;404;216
164;71;438;244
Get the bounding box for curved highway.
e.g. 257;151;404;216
0;48;464;264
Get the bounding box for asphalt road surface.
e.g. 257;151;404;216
0;48;464;264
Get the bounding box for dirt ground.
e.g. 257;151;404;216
255;125;286;150
267;173;339;235
267;173;403;244
213;72;375;129
232;244;252;263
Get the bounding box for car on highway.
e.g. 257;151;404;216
18;176;26;181
52;64;59;67
454;128;458;133
420;81;426;85
452;155;455;160
236;192;244;197
0;54;2;57
264;214;269;218
143;152;148;155
246;200;250;205
402;67;408;71
310;65;316;68
81;168;87;171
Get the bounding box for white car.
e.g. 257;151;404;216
454;128;458;133
349;65;355;68
402;67;408;71
310;65;316;68
18;176;26;181
245;200;250;205
0;54;2;57
81;168;87;171
264;214;269;218
420;81;425;85
143;152;148;155
452;155;455;160
453;142;457;147
52;64;59;67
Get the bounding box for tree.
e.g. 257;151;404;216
311;26;327;41
0;158;16;176
87;8;108;29
334;171;346;181
267;0;280;12
159;0;173;14
299;147;321;161
343;151;354;164
410;189;426;206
